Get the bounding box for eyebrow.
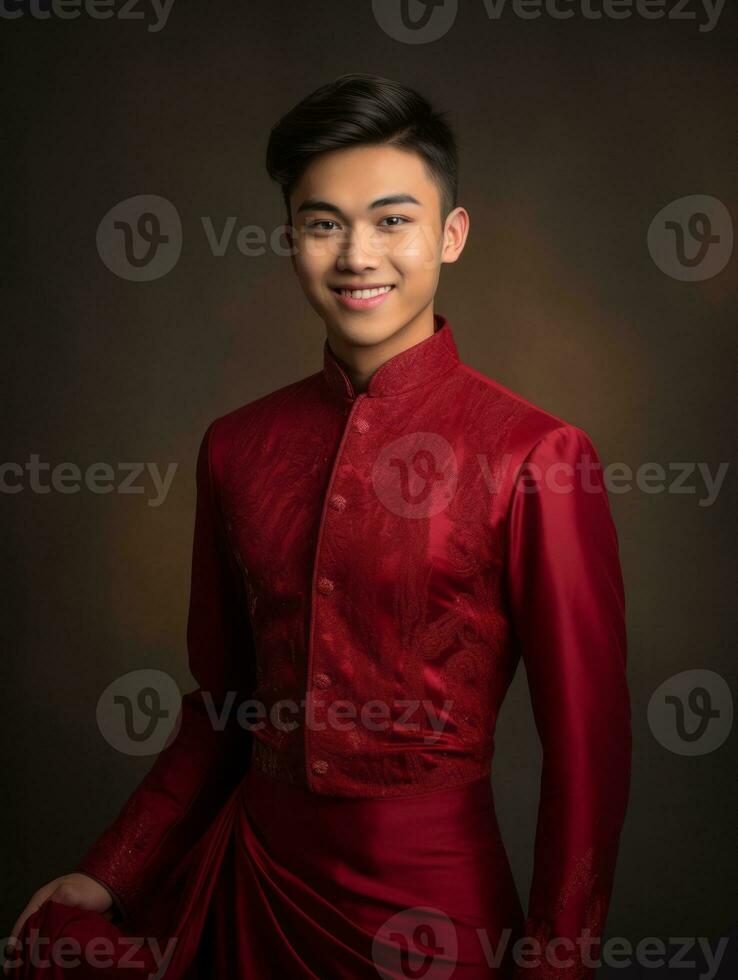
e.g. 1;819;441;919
295;193;421;216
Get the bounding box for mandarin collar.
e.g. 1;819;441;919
321;313;460;400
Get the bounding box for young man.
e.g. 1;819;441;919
8;74;631;978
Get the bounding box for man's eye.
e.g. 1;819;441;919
308;220;339;232
379;215;410;228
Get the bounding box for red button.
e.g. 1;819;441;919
317;576;334;595
311;759;329;775
328;493;346;511
314;672;332;689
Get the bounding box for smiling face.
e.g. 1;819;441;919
287;143;469;353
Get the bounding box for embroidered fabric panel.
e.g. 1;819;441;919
74;317;630;949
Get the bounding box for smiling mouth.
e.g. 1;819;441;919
330;285;395;299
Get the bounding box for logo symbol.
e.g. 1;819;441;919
647;195;733;281
372;906;457;978
97;194;182;281
648;670;732;756
372;0;458;44
372;432;457;518
96;669;182;756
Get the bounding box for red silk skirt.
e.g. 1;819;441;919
8;767;525;978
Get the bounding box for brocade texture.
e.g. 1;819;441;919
74;314;631;973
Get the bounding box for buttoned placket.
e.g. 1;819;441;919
305;390;371;788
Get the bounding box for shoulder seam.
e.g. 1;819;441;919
457;363;570;425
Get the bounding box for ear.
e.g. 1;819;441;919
441;207;470;265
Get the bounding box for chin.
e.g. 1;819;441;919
326;313;404;348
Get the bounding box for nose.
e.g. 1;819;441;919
335;223;382;273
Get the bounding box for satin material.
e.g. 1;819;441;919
10;768;524;978
54;313;630;976
206;767;524;977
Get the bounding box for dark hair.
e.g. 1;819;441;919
265;73;458;223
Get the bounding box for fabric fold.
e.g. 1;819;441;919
8;767;526;978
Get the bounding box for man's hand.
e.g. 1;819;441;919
3;873;114;975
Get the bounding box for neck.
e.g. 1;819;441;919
324;303;436;395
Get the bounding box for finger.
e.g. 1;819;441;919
3;933;24;975
8;877;59;942
8;899;42;948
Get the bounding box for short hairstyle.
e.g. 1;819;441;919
265;73;458;224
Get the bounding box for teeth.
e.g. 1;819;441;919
338;286;393;299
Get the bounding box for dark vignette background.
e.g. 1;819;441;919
2;0;736;971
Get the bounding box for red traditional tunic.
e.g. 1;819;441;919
9;314;631;978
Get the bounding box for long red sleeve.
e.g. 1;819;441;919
73;419;256;923
504;424;632;977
